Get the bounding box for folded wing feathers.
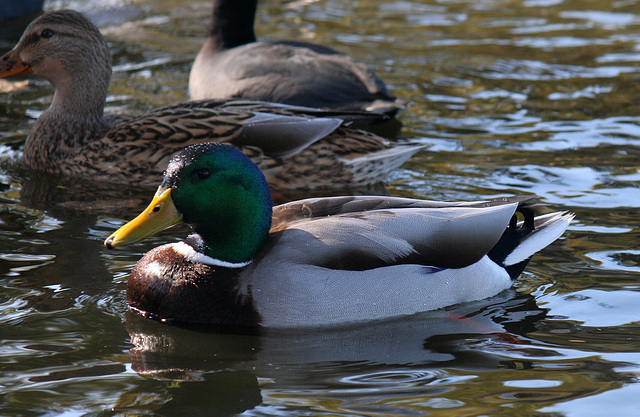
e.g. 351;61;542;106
289;204;519;267
341;144;427;184
300;214;418;263
236;113;343;157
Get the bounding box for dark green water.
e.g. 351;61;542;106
1;0;640;415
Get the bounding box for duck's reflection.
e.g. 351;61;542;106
124;291;545;414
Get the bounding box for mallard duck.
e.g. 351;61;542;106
104;142;573;328
189;0;408;118
0;10;424;189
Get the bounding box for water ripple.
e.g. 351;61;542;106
467;59;639;81
491;165;640;208
585;250;640;273
538;289;640;327
340;369;445;387
559;11;640;28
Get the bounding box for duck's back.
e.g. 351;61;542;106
189;40;401;114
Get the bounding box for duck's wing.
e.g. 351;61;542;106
94;101;343;170
271;195;534;226
233;111;341;157
268;196;529;269
210;99;393;126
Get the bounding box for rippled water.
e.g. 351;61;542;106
1;0;639;415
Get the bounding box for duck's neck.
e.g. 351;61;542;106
24;52;112;171
187;208;271;266
207;0;258;51
38;38;112;123
48;70;109;120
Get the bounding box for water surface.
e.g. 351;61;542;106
1;0;640;415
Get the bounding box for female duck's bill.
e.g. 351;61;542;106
105;143;574;328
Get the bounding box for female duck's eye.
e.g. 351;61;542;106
41;29;54;39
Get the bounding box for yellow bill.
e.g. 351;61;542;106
104;187;183;249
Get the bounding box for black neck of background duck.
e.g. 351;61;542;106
208;0;258;50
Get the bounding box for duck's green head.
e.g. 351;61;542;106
105;143;273;265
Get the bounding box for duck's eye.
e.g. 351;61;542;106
196;168;211;181
41;29;54;39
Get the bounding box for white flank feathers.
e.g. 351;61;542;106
251;256;514;328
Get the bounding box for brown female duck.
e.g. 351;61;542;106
0;10;424;189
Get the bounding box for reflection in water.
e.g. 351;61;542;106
124;295;528;414
122;291;638;415
537;288;640;327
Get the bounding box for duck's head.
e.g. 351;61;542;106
0;10;111;110
105;143;273;265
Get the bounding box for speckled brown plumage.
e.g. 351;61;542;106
0;10;425;189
